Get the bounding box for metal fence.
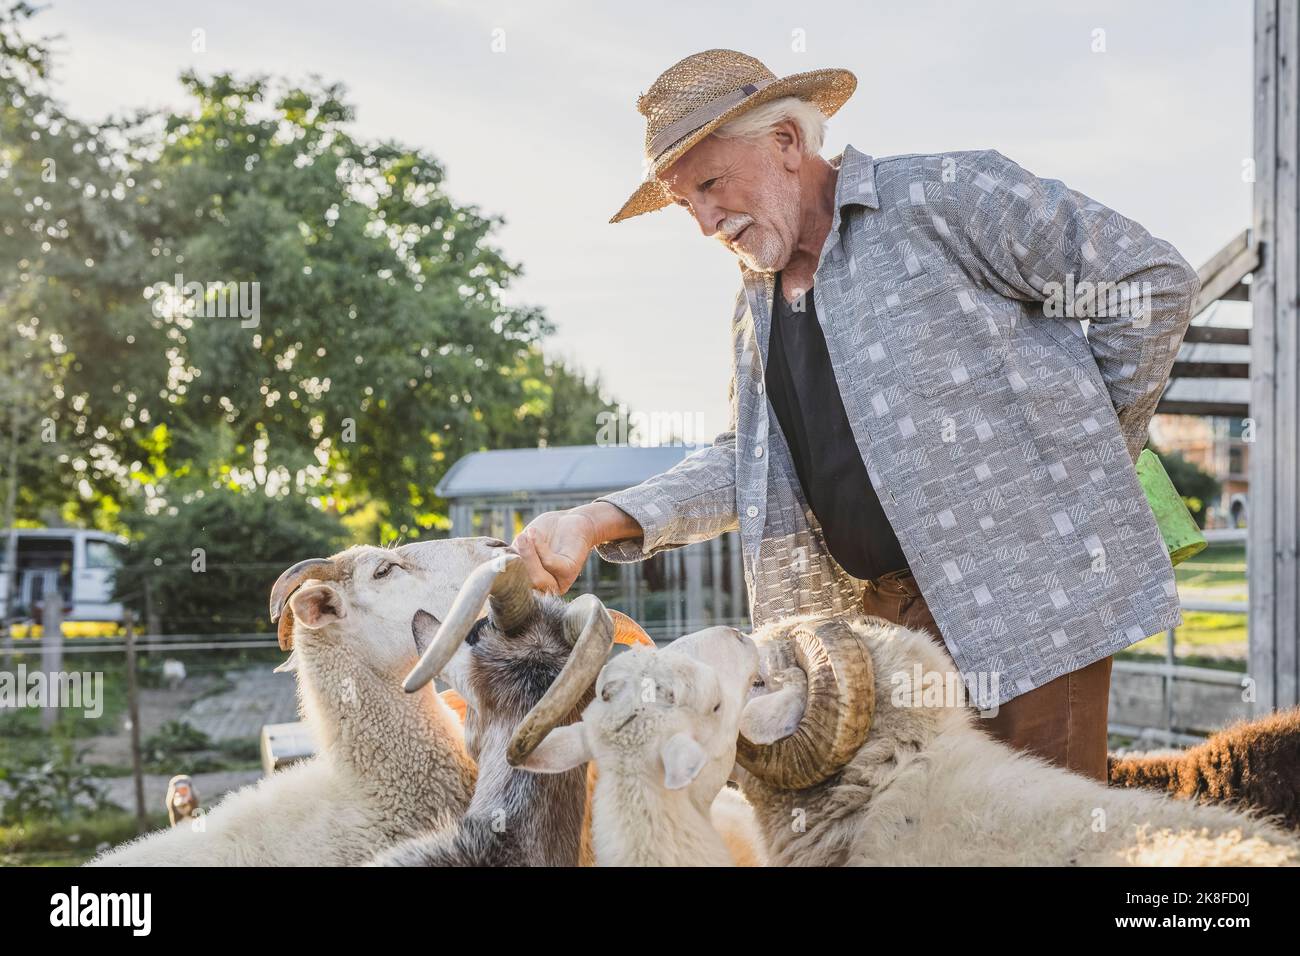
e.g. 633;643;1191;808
2;528;1252;753
1109;528;1249;747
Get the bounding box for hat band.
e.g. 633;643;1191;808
645;76;776;162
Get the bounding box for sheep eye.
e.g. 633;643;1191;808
713;702;721;713
374;561;397;579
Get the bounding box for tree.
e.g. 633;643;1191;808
1;2;142;528
0;3;617;544
113;487;347;634
1151;445;1222;529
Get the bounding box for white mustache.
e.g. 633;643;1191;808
719;216;754;241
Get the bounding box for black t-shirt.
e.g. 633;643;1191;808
763;272;909;581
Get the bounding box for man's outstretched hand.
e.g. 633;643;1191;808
513;502;641;594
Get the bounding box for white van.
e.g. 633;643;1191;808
0;528;128;625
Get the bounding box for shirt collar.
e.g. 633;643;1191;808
832;143;879;212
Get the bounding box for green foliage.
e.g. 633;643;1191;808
0;3;617;540
0;808;168;866
1150;445;1222;529
0;736;119;825
114;485;347;632
0;653;129;743
139;720;257;773
142;719;211;757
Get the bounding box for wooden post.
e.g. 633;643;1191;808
2;349;24;671
709;535;724;625
39;583;62;731
684;542;704;630
1251;0;1300;712
143;575;160;639
124;610;147;833
728;531;746;625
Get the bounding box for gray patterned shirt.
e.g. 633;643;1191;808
596;145;1200;707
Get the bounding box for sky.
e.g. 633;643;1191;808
31;0;1255;439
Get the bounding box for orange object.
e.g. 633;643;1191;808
439;688;468;723
610;610;655;648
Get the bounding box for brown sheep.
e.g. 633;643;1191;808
1108;707;1300;829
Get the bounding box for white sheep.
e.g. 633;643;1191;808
731;614;1300;866
89;538;505;866
520;625;766;866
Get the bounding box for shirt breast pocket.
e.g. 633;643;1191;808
879;274;1008;398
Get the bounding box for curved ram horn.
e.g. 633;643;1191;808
487;550;534;634
735;617;875;790
269;558;341;652
505;593;613;767
403;552;535;693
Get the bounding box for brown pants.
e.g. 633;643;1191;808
860;569;1112;782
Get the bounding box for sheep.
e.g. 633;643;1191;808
89;538;505;866
1108;707;1300;830
709;785;767;867
728;614;1300;866
519;624;764;866
372;551;653;867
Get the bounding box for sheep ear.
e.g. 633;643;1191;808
739;684;805;745
661;732;707;790
289;583;348;629
520;725;591;775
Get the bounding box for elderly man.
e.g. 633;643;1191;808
514;50;1199;781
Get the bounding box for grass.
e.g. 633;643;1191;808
0;655;132;764
0;809;170;866
1118;541;1248;667
1173;543;1247;591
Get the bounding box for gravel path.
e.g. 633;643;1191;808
100;768;264;816
181;668;300;741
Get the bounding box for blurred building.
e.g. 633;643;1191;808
1151;292;1252;530
438;444;748;636
1149;414;1250;528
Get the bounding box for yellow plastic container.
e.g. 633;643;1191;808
1137;448;1208;566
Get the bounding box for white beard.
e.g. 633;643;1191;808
726;163;801;273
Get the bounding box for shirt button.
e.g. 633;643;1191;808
755;381;765;395
753;445;764;459
746;506;759;518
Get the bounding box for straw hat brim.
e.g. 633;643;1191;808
610;66;856;224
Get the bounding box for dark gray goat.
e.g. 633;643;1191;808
373;550;640;866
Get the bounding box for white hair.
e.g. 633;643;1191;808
713;96;827;155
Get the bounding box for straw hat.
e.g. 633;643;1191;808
610;49;856;223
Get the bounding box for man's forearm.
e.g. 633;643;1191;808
572;500;643;546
